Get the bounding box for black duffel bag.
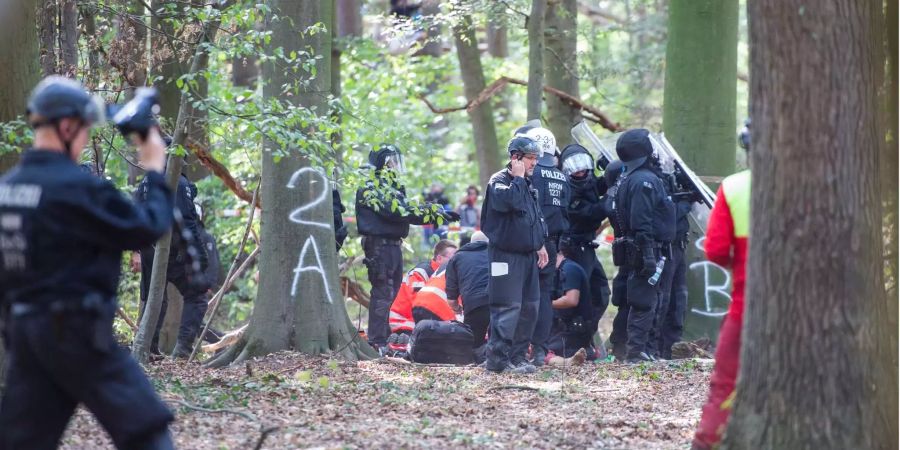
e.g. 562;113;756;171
409;320;474;365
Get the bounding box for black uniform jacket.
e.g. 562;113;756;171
0;150;173;306
480;169;545;254
445;240;490;313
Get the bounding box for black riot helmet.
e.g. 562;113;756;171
27;76;104;128
559;144;595;180
739;118;750;151
615;128;656;174
368;143;404;172
507;136;540;158
603;159;625;187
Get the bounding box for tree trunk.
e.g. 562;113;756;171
80;3;102;88
882;0;899;377
0;0;41;393
454;14;502;188
39;0;57;75
336;0;362;37
158;284;184;354
526;0;546;121
58;0;77;76
662;0;738;181
543;0;579;146
332;0;362;165
486;20;508;58
208;0;373;367
723;0;898;448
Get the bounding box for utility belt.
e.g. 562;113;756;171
10;293;114;318
363;236;402;247
611;237;666;268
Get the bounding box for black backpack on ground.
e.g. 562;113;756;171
408;320;474;365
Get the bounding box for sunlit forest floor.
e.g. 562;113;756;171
60;351;712;449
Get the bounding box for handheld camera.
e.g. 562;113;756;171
107;87;160;140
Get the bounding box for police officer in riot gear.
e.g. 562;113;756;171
355;143;459;352
0;76;175;448
481;136;548;374
137;163;210;358
515;126;568;366
601;160;634;361
613;129;676;363
559;144;612;337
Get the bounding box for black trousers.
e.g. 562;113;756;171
363;238;403;347
609;269;630;359
464;304;491;348
626;269;662;359
658;244;687;359
527;238;557;355
140;252;210;348
569;242;611;326
486;247;539;371
0;310;174;449
412;306;442;323
648;245;678;357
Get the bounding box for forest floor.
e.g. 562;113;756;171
60;350;712;449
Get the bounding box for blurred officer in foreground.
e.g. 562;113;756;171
0;76;174;448
481;136;548;374
356;143;459;352
515;125;569;366
613;129;675;363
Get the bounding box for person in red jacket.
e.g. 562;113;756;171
693;121;751;449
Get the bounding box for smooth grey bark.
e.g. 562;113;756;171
662;0;738;181
208;0;374;367
526;0;546;121
486;20;508;58
543;0;579;147
454;15;502;188
722;0;898;447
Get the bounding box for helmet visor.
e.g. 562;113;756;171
383;153;404;173
561;152;594;176
84;95;106;126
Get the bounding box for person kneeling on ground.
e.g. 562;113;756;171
411;263;458;323
386;240;457;356
543;239;597;366
445;231;491;362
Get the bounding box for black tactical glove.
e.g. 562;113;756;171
640;247;657;278
442;210;461;222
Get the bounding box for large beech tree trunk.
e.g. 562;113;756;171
543;0;579;146
454;14;502;188
208;0;373;367
662;0;738;181
722;0;898;448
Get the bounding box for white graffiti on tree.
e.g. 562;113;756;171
689;237;731;317
286;167;334;302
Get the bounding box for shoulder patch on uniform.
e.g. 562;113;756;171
642;181;654;190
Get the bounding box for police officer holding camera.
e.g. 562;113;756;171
481;136;548;374
356;143;460;353
0;76;175;448
613;129;676;363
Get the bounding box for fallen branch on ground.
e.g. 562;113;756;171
487;385;541;392
165;398;257;421
201;324;248;353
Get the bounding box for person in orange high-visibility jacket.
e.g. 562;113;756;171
692;168;750;450
389;240;458;333
411;265;458;323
